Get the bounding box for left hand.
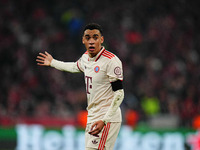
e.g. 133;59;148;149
88;120;105;136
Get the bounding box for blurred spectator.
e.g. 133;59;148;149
0;0;199;128
125;109;139;127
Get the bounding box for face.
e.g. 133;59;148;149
82;29;104;58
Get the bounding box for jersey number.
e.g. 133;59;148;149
85;76;92;94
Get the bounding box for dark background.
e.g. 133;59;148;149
0;0;200;130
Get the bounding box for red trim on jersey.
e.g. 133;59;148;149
102;50;115;59
95;48;105;62
77;61;83;72
85;51;88;54
110;79;123;83
104;50;115;57
98;123;111;150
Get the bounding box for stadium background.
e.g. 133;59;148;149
0;0;200;150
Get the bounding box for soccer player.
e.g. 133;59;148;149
36;23;124;150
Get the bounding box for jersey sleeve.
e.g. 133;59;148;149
76;56;84;72
107;56;123;82
50;54;85;73
50;59;80;73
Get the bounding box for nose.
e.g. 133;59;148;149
89;38;95;44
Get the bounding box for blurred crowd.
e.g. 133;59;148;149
0;0;200;128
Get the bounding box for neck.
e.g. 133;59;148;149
88;46;103;58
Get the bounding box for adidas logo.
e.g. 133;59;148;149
92;140;98;144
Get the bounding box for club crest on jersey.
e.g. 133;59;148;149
94;66;100;73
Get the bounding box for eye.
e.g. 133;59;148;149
93;36;98;40
85;37;90;40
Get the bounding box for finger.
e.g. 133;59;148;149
88;130;99;137
36;59;44;63
45;51;49;55
90;124;97;131
90;129;100;135
37;63;46;66
39;53;47;57
37;56;45;60
89;126;99;133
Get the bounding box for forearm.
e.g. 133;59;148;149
102;89;124;124
50;59;80;73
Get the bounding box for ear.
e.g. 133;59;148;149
101;36;104;44
82;36;85;44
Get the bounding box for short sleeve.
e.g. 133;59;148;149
107;56;123;82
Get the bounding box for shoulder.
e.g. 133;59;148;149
102;50;122;63
80;51;88;60
101;50;115;59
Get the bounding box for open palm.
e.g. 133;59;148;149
36;51;53;66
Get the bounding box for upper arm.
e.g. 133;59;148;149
111;80;123;91
107;57;123;83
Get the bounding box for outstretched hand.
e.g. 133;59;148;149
88;120;105;136
36;51;53;66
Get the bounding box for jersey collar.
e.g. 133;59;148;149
88;47;105;62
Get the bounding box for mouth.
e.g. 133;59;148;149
89;46;95;51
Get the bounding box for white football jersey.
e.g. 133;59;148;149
77;47;123;123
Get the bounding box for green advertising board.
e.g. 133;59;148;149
0;124;198;150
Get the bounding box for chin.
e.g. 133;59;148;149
88;50;95;54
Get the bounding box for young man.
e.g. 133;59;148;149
36;23;124;150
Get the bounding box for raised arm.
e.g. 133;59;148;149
36;51;53;66
36;51;82;73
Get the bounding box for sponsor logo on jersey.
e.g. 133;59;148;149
94;66;100;73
